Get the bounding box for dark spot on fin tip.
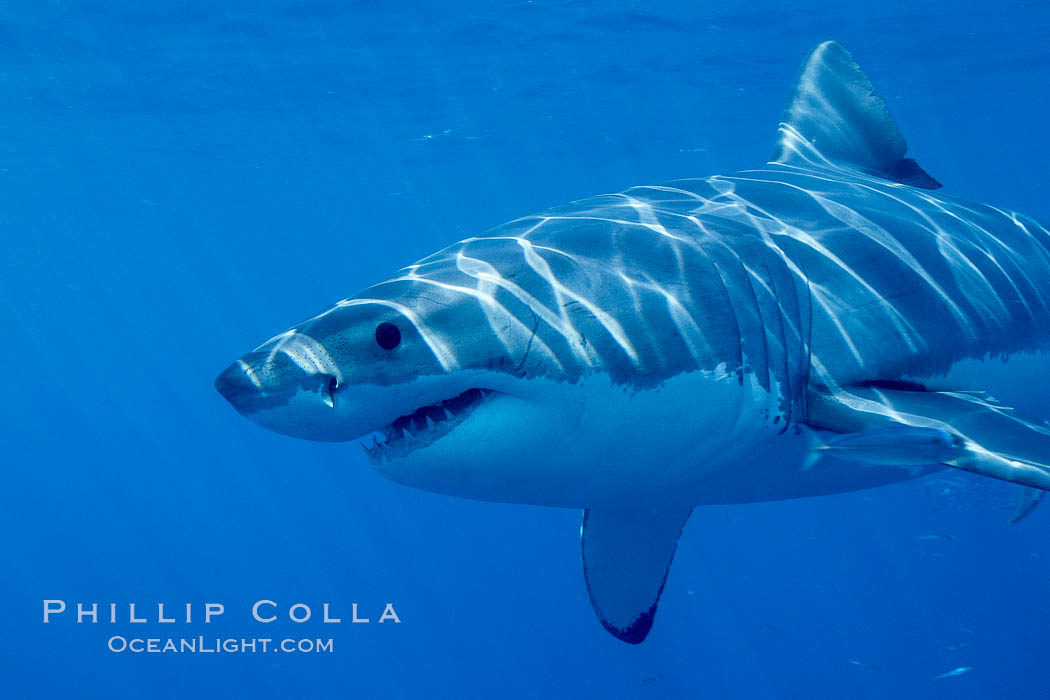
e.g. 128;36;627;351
600;605;657;645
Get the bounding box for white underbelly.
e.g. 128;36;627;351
378;365;953;509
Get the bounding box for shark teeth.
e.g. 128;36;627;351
363;388;491;466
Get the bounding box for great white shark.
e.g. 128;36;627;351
216;42;1050;644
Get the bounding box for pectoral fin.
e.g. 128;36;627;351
808;426;966;468
808;385;1050;491
581;506;691;644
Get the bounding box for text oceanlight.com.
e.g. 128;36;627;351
107;636;334;654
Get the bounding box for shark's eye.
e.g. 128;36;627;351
375;322;401;350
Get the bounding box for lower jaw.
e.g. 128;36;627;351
365;433;443;465
364;416;459;464
363;389;492;465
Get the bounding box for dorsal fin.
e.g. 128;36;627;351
771;41;941;189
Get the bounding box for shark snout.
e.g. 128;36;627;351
214;360;261;407
214;349;347;440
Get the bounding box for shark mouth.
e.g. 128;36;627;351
361;388;491;464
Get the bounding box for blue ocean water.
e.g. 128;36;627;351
2;1;1049;697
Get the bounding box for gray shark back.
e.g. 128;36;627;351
394;160;1050;411
382;40;1050;412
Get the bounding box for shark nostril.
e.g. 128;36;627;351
320;375;338;409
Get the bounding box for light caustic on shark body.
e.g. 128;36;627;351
216;41;1050;644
